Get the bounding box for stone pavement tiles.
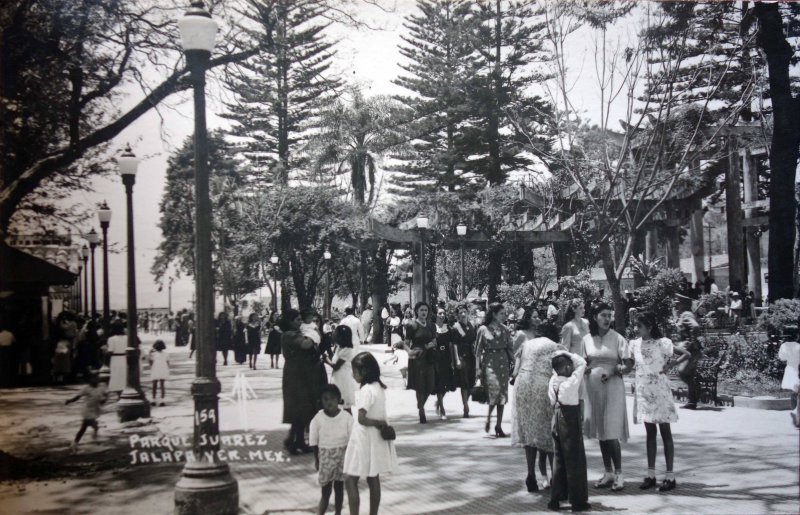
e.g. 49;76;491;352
0;340;797;514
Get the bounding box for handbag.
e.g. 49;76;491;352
380;424;396;441
470;380;488;404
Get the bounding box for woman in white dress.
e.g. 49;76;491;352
629;312;686;492
149;339;170;406
107;321;128;395
778;326;800;427
326;325;357;411
560;298;589;355
344;352;397;515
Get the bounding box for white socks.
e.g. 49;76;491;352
647;468;656;479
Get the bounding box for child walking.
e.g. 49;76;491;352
548;350;589;512
310;385;354;515
150;340;170;406
630;312;684;492
326;326;357;412
65;371;108;453
343;352;397;515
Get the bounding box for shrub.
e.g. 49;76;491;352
721;332;783;381
697;291;728;316
757;298;800;335
557;271;599;310
635;268;684;330
718;369;783;397
497;282;536;311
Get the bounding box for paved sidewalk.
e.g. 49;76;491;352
0;340;797;515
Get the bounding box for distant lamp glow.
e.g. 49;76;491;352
178;1;218;52
323;249;332;260
270;254;279;265
117;145;140;177
416;216;429;229
456;224;467;236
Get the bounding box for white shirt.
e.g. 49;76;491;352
547;304;559;318
309;409;353;449
730;299;742;311
340;315;365;347
548;352;587;407
779;341;800;391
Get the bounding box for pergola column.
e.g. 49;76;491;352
664;225;681;269
645;227;659;262
726;137;745;290
742;148;763;303
690;209;705;283
552;242;574;278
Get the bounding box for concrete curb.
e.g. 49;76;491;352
732;396;793;410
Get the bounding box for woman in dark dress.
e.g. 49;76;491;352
265;311;283;369
451;305;477;418
404;302;437;424
216;312;233;366
246;313;262;369
280;308;323;454
233;317;247;365
433;307;455;420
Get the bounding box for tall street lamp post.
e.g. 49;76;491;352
98;201;112;332
324;248;332;319
116;145;150;423
407;272;413;306
75;264;83;313
416;216;428;305
457;224;467;301
271;254;279;312
168;277;174;315
175;4;238;514
81;246;90;317
86;229;100;318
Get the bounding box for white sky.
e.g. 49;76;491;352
72;1;646;312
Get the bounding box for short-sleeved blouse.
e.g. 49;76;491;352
582;329;631;369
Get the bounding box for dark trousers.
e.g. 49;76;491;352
551;405;588;507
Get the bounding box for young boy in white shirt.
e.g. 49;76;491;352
548;351;589;512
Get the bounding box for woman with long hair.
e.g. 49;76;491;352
630;312;684;492
404;302;437;424
560;298;589;355
511;309;563;492
280;308;323;454
582;302;633;491
451;305;477;418
475;302;513;437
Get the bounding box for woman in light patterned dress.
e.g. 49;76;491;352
475;302;513;437
511;308;564;492
630;312;686;493
582;302;633;492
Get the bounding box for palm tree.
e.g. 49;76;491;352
311;87;401;206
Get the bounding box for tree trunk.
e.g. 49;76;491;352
487;247;503;302
359;250;369;312
599;241;626;328
754;3;800;301
370;246;389;343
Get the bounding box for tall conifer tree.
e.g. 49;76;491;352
389;0;479;197
223;0;341;187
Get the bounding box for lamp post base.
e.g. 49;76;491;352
175;461;238;515
117;387;151;422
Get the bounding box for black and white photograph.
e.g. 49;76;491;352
0;1;798;513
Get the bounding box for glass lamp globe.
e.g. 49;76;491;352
416;216;429;229
81;245;90;259
86;229;100;245
97;201;112;224
456;224;467;236
323;250;332;260
270;254;279;265
178;1;218;52
118;145;140;177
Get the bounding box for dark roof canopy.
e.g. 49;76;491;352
0;243;76;290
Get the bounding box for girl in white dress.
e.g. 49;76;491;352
107;321;128;394
629;312;687;493
149;340;170;406
343;352;397;515
326;326;357;411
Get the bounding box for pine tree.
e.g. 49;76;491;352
222;0;341;187
464;0;553;186
388;0;480;197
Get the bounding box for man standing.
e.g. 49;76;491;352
340;307;365;351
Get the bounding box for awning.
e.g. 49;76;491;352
0;243;77;290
